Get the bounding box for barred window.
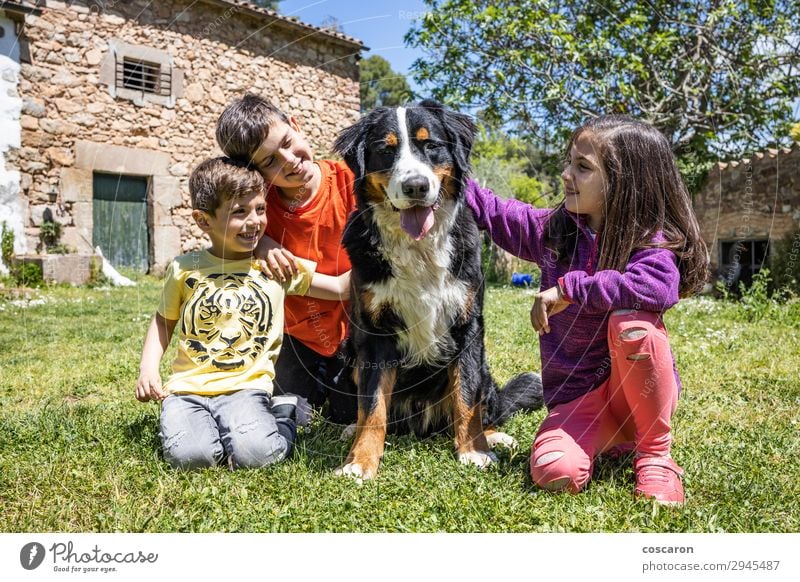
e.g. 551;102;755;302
117;58;171;96
100;38;184;106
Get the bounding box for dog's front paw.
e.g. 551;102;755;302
458;450;497;469
486;431;517;449
334;462;375;482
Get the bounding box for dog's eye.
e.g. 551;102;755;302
377;145;396;156
423;141;442;151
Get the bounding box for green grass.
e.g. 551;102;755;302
1;277;798;532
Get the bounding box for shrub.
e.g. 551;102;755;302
737;269;776;322
1;222;45;288
38;219;62;253
12;261;43;288
1;221;13;267
716;268;794;323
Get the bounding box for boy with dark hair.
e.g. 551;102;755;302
135;157;350;470
216;94;358;425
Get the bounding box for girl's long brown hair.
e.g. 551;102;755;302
545;115;709;297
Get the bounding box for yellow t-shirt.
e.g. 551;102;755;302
158;250;316;396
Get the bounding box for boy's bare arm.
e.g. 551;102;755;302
306;270;351;301
135;313;178;402
253;235;298;282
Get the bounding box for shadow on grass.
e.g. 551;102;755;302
125;410;161;457
295;413;546;498
592;451;636;487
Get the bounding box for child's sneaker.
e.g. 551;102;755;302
634;455;685;506
270;394;312;427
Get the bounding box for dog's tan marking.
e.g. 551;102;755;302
415;127;429;141
365;172;390;204
385;132;398;147
339;366;396;480
448;363;490;456
360;289;392;326
460;288;476;324
433;165;457;200
361;289;375;307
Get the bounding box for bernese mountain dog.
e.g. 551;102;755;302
332;100;543;480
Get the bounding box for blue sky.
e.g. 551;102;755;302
278;0;429;92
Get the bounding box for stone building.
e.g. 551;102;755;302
694;144;800;287
0;0;362;276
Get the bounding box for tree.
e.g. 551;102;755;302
470;124;555;282
471;126;555;208
359;55;413;112
407;0;800;188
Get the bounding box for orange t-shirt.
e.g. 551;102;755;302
265;159;356;356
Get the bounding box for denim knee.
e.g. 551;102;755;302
162;436;224;470
215;390;292;469
226;429;289;469
159;395;224;470
530;437;592;493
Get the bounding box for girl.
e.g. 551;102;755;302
466;115;708;505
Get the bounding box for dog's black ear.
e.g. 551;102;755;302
420;100;476;177
333;118;368;179
443;108;477;176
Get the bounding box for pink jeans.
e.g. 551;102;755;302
530;310;679;493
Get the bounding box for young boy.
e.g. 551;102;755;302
135;157;350;470
215;94;357;425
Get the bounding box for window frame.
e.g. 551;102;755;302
99;39;183;107
718;238;771;287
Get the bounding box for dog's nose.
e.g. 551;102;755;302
401;176;429;199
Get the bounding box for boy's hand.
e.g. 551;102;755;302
530;285;571;335
253;236;298;282
259;247;299;283
135;370;167;402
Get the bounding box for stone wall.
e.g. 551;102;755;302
694;145;800;274
8;0;361;272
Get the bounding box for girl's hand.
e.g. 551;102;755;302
530;285;571;335
135;370;167;402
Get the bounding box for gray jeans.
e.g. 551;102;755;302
159;389;291;470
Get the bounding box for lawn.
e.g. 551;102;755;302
1;275;798;532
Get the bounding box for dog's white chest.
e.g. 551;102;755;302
366;237;468;365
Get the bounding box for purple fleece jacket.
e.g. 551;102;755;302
466;179;682;408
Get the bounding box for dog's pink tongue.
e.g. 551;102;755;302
400;206;435;240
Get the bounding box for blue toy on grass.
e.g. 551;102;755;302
511;272;533;287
